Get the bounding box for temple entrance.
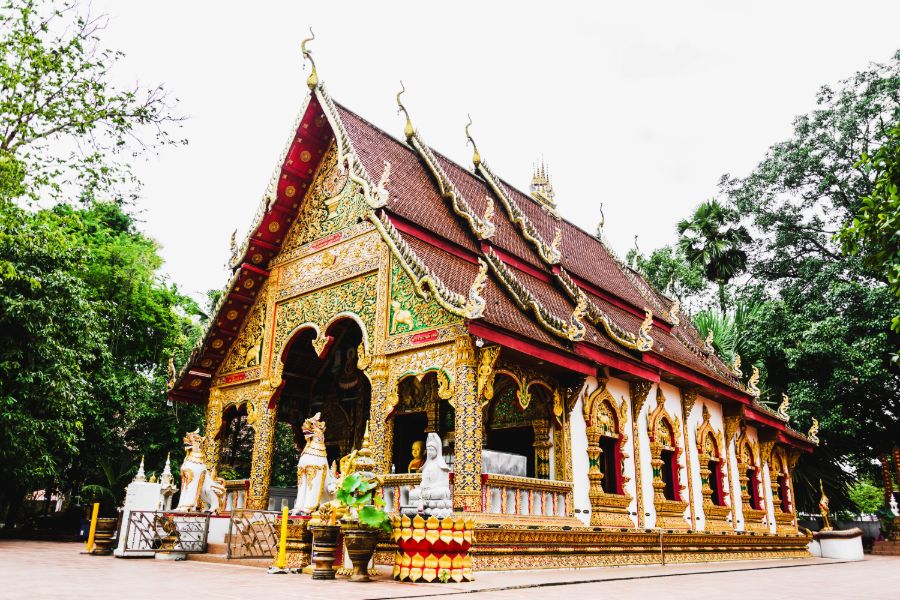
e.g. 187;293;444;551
484;373;554;480
217;404;254;480
277;319;371;468
390;372;452;474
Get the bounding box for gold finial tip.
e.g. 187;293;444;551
465;114;481;168
301;28;318;90
396;81;414;139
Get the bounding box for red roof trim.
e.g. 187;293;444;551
574;343;661;382
487;244;552;283
240;263;270;277
642;352;748;403
562;268;672;334
467;321;595;376
776;431;815;453
387;212;479;265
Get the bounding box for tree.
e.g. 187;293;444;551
839;123;900;343
692;300;762;366
677;199;752;314
0;201;204;524
628;245;709;308
0;0;184;205
848;479;886;516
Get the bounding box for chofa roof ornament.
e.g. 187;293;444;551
301;28;318;90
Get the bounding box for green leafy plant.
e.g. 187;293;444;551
335;472;391;533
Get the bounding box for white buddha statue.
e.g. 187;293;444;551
406;432;452;519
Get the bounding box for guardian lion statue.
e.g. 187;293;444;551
175;430;226;513
291;413;338;515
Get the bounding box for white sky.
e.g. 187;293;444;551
90;1;900;305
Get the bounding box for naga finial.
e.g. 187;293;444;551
808;417;820;445
396;81;414;140
703;328;715;353
637;309;654;351
596;202;605;238
465;114;481;168
668;296;681;327
777;392;790;421
730;352;742;377
747;365;761;398
300;28;318;90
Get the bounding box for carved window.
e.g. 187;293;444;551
777;474;792;513
661;448;678;501
746;467;761;510
599;435;620;494
710;459;725;506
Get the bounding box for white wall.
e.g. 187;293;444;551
570;383;591;526
606;377;638;527
690;397;730;531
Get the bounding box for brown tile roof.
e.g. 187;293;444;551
333;98;750;394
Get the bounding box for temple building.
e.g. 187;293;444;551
168;47;817;569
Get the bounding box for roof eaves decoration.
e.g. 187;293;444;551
316;84;390;209
397;88;495;239
555;267;654;352
484;247;584;341
476;160;562;265
370;210;487;319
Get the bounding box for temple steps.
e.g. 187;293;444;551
185;541;274;568
871;540;900;556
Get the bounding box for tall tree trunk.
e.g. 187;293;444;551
718;282;727;315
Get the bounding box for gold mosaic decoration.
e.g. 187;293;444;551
388;254;462;336
220;282;268;375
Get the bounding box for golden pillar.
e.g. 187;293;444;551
364;354;393;474
453;336;482;512
203;388;224;475
532;418;552;480
246;392;278;510
680;388;698;530
629;380;652;528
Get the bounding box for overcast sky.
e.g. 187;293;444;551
90;1;900;304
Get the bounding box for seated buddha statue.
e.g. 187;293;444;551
408;440;425;473
406;432;452;519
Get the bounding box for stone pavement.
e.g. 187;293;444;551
1;541;897;600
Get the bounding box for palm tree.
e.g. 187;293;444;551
677;199;752;314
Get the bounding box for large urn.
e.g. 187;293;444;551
90;518;118;556
343;528;380;582
391;515;474;583
309;524;341;580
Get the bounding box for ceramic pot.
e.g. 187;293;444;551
309;524;341;580
343;528;379;582
90;518;118;555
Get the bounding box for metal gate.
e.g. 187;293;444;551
121;510;210;554
227;509;280;559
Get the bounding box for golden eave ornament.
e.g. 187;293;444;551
301;28;318;90
465;114;481;168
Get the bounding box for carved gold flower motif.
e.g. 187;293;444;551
190;378;202;387
285;185;296;198
226;309;239;320
268;221;280;233
211;339;224;349
300;150;312;162
251;253;263;264
243;279;255;289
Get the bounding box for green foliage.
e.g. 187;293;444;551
0;200;203;523
677;199;752;313
336;472;391;532
629;244;708;303
848;480;885;515
0;0;184;204
839;124;900;343
692;301;762;366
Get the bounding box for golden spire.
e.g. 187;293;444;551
301;28;318;90
396;81;414;140
465;114;481;168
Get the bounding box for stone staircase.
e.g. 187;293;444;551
871;540;900;556
186;541;273;568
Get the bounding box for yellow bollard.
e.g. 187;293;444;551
276;506;289;570
85;503;100;553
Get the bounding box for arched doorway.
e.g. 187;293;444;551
277;318;371;469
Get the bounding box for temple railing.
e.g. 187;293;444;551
481;474;572;517
381;472;572;517
226;508;280;559
223;479;249;512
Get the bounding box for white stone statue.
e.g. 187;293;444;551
291;413;336;515
890;494;899;517
175;430;225;513
159;453;178;511
406;432;452;519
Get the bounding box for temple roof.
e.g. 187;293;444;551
168;82;813;450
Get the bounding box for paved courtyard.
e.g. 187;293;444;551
0;541;897;600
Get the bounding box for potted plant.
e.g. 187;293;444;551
336;472;391;582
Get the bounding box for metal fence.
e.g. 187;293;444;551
227;509;281;559
121;510;210;555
